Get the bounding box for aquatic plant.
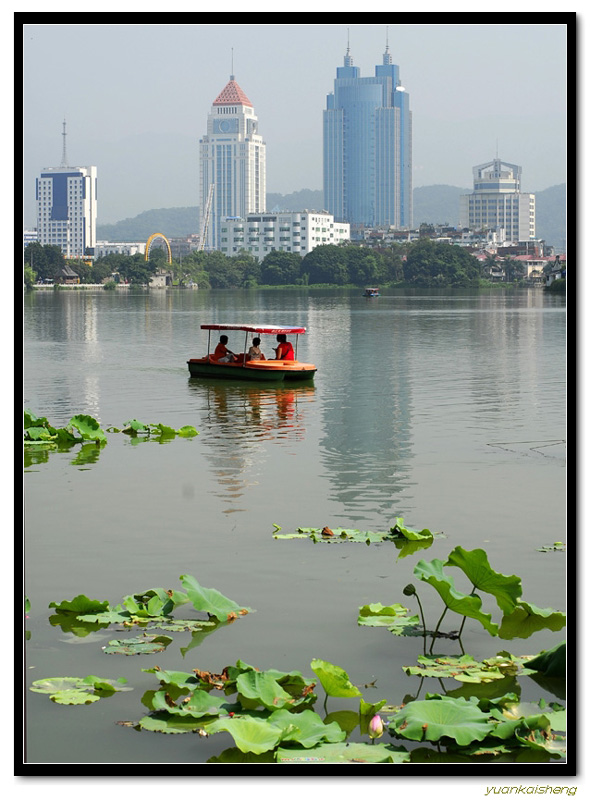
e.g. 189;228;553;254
360;546;565;649
24;410;198;456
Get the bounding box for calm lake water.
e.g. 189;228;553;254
23;286;567;767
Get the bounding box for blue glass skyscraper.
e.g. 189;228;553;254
323;39;412;232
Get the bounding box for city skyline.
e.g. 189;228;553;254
22;22;568;226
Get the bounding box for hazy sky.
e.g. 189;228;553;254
22;21;569;226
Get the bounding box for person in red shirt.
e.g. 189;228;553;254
213;335;236;362
274;333;295;361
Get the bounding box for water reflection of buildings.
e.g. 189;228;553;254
188;381;315;508
305;296;414;518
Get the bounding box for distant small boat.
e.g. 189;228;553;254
363;287;380;297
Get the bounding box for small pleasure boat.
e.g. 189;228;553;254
363;287;380;297
187;324;317;381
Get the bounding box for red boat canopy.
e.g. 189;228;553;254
201;324;306;335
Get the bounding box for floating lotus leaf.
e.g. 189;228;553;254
310;659;362;699
391;517;435;540
123;587;189;618
151;689;237;718
444;547;522;614
390;696;494;746
68;415;107;443
276;741;409;763
103;634;173;655
414;559;499;636
177;425;198;437
357;603;423;636
30;675;129;705
142;668;202;691
497;602;566;640
137;713;211;734
180;574;253;621
536;543;566;552
402;654;516;683
513;727;566;758
524;641;566;677
49;594;111;615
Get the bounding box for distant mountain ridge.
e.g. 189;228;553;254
96;184;566;251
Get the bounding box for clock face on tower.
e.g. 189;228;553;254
214;118;238;134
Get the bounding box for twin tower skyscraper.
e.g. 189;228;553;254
200;36;412;249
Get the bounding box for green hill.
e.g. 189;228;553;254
96;184;566;251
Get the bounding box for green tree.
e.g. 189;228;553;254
24;242;65;281
260;251;302;285
403;239;480;287
303;244;348;285
346;248;384;286
23;264;37;290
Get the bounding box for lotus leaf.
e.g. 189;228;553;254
391;517;435;540
68;414;107;443
310;659;362;698
151;689;237;718
103;634;173;655
49;594;110;615
323;710;362;735
390;696;494;745
403;654;513;683
414;559;499;635
277;741;409;763
208;708;345;754
444;547;522;613
180;574;253;621
357;603;423;636
177;425;198;437
30;675;129;705
137;713;212;734
236;671;299;711
497;602;566;640
524;641;566;677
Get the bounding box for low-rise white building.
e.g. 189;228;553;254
219;211;350;260
93;241;146;258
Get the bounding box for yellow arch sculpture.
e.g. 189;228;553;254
145;233;172;264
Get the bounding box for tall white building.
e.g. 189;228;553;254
36;121;98;259
199;75;266;250
220;211;350;261
459;158;535;242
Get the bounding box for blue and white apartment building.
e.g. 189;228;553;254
323;36;412;233
36;163;98;259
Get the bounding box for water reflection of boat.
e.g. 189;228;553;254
363;287;380;297
188;324;316;381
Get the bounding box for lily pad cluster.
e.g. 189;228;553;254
128;654;566;762
24;409;198;451
48;574;253;641
360;546;566;644
273;518;438;557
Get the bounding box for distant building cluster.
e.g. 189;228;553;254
28;35;546;266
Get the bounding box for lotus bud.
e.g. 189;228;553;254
403;583;416;597
368;714;384;739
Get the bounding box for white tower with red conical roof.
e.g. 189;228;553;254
199;74;266;250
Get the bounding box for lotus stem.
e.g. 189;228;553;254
429;607;448;653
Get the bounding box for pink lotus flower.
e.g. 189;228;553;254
369;714;384;739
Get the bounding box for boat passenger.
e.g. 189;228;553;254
274;333;295;361
247;337;265;361
214;335;236;363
